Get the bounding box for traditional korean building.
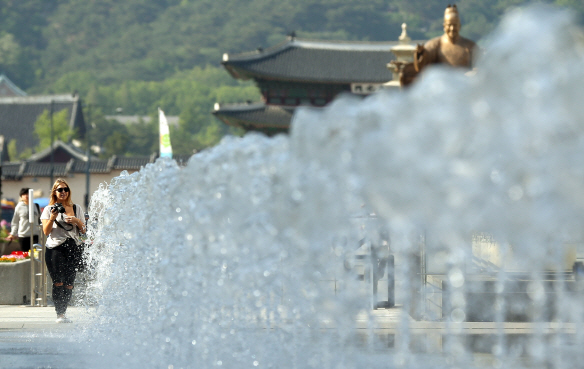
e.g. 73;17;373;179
0;74;27;97
214;29;419;135
0;94;86;159
1;144;191;209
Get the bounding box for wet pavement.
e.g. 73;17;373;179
0;305;97;369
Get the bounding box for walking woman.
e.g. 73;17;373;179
41;179;86;323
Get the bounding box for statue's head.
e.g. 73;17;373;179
443;4;461;42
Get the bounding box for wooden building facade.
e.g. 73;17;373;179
213;36;410;135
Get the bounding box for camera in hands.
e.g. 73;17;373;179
53;203;66;214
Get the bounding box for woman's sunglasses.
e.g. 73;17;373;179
56;187;70;193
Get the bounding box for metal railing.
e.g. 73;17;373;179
28;189;48;307
30;243;47;306
350;214;395;310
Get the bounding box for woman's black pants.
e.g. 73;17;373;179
18;235;39;252
45;244;78;315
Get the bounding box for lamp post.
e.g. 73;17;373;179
83;103;122;210
85;104;91;210
49;100;54;188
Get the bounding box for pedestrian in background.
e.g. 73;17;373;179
6;188;41;252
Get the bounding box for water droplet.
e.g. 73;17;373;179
527;281;545;301
451;308;466;323
291;190;303;202
508;185;524;201
448;268;465;288
472;99;491;118
490;170;502;184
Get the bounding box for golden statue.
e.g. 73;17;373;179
400;4;477;86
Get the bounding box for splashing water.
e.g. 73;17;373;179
79;5;584;369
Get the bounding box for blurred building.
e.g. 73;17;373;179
0;93;86;160
0;74;27;97
214;30;420;135
0;142;191;208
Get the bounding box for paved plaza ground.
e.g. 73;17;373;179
1;304;573;368
0;305;98;369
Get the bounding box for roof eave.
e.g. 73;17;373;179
223;66;358;84
212;108;291;130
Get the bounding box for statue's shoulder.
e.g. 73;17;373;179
458;36;477;49
424;36;442;50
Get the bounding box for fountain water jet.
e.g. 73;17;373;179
79;5;584;369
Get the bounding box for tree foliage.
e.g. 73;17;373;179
34;109;76;151
7;139;32;161
74;65;252;157
5;0;578;92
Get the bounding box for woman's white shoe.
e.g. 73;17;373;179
56;315;72;323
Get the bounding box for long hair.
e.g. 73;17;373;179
49;178;74;206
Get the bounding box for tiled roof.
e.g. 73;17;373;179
213;102;294;131
70;159;110;174
1;162;24;179
223;38;409;84
0;95;85;155
110;155;154;170
1;154;188;180
28;140;89;163
24;162;69;177
0;74;27;97
172;154;192;166
1;161;69;179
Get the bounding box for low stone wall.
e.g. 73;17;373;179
0;242;22;256
0;259;31;305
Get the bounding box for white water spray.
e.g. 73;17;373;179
79;5;584;369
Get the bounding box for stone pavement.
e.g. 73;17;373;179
2;304;566;368
0;305;98;369
0;305;89;330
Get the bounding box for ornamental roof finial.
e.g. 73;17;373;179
399;23;411;44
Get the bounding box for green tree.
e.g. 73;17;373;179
7;139;17;161
50;71;98;96
102;130;131;157
0;33;21;66
125;118;158;156
193;121;225;150
554;0;584;22
34;109;75;151
6;139;32;161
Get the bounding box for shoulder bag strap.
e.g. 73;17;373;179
35;203;41;225
55;204;77;232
